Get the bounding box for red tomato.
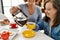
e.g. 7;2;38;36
1;31;9;40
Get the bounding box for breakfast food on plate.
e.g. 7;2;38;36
0;34;1;38
0;29;17;40
0;31;13;38
0;19;10;25
3;19;10;24
22;29;36;38
2;31;13;36
1;31;10;40
9;31;12;35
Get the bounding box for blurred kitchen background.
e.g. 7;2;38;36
1;0;46;23
2;0;25;23
0;0;46;33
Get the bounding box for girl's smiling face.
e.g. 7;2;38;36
45;2;57;19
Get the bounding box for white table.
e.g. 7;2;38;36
13;25;54;40
0;25;54;40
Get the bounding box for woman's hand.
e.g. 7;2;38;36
10;6;19;14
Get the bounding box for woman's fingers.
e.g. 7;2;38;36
10;6;19;14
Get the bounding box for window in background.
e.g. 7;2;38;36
0;0;4;14
0;0;7;20
0;0;2;12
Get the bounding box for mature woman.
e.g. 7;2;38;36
35;0;60;40
10;0;42;23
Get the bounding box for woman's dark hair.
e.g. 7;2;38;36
24;0;40;2
44;0;60;26
35;0;42;2
24;0;27;2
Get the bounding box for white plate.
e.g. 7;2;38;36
0;28;17;40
